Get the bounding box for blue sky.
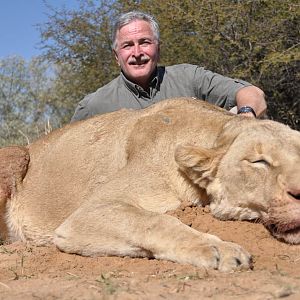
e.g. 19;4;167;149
0;0;80;60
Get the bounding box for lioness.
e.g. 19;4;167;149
0;98;299;272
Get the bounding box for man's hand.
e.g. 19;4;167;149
236;86;267;118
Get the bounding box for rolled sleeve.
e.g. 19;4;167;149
192;66;252;109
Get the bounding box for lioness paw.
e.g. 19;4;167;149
169;239;251;272
214;241;252;272
179;244;221;270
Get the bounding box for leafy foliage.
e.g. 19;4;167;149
38;0;121;122
0;56;53;146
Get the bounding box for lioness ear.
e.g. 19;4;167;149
174;144;224;188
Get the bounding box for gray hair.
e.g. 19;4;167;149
112;11;160;50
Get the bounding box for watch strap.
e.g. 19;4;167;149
237;106;256;117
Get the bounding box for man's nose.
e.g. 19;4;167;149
132;44;142;57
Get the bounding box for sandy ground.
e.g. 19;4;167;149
0;205;299;300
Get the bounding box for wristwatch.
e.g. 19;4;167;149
237;106;256;117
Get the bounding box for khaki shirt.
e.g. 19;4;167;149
71;64;252;122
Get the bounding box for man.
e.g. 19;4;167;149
71;11;266;122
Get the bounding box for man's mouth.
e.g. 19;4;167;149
132;62;147;66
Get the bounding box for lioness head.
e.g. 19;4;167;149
175;118;300;244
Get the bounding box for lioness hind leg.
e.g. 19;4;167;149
0;146;30;240
54;199;252;271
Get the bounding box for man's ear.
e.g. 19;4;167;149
174;144;225;188
113;49;120;66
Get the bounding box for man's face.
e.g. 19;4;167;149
114;20;160;89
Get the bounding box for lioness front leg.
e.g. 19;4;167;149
54;200;252;272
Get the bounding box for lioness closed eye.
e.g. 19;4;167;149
1;98;299;272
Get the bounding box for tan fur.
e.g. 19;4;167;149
0;146;29;239
1;98;300;272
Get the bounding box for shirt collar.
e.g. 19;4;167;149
121;68;159;97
